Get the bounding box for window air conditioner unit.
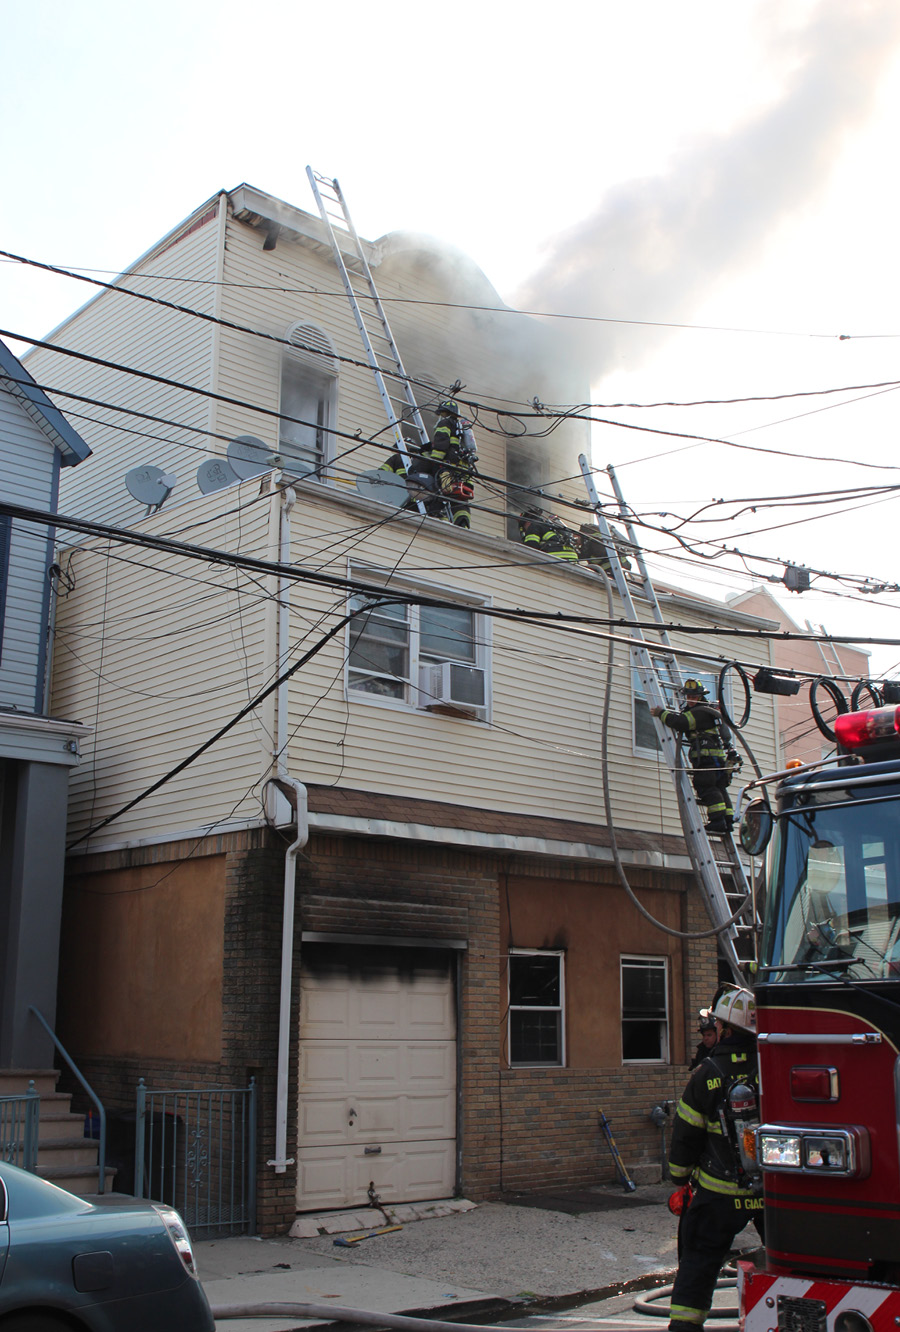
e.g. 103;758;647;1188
418;661;486;714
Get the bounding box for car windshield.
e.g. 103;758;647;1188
761;780;900;981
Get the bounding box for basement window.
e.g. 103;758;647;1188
621;955;669;1063
508;949;565;1067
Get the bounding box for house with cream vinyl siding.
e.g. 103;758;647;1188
26;185;780;1232
0;337;91;1069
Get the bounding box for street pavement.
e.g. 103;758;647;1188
196;1185;759;1332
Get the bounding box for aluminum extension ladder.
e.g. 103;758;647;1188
306;167;428;514
579;455;755;983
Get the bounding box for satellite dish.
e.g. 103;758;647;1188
197;457;238;495
355;469;409;508
280;453;319;482
124;464;178;510
226;435;276;479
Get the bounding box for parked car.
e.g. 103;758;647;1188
0;1160;214;1330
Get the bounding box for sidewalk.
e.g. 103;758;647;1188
196;1185;696;1332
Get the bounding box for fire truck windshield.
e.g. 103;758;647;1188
760;781;900;981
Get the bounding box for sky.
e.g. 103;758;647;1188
3;0;900;680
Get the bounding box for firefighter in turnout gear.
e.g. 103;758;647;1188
689;1012;718;1070
650;680;735;834
667;987;763;1332
380;400;476;527
422;400;477;528
518;508;578;561
576;523;633;574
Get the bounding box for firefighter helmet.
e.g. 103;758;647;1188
698;1010;716;1033
436;399;459;418
682;678;708;698
711;986;756;1033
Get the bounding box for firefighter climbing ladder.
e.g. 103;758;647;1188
579;456;755;983
306;167;428;515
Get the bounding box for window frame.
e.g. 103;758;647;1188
620;954;670;1065
632;656;729;760
345;564;491;722
278;323;339;482
508;948;566;1068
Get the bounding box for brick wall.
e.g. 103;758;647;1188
495;1064;685;1191
60;825;719;1230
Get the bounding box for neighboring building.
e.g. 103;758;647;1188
0;338;91;1067
728;585;870;767
26;185;780;1232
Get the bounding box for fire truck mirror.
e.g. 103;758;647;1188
740;799;773;857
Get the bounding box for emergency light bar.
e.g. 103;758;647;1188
834;704;900;750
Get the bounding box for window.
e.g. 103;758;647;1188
346;569;489;718
633;658;726;757
279;323;337;480
621;955;669;1062
505;438;573;540
508;950;565;1066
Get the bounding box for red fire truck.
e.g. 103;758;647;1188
738;702;900;1332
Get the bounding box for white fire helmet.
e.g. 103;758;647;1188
711;986;756;1033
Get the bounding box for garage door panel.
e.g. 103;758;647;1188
298;1141;456;1211
299;1091;456;1144
300;973;454;1041
299;1095;352;1140
301;1041;455;1092
299;1044;351;1086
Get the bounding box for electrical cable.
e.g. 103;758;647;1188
8;349;900;601
10;320;900;486
66;601;398;850
10;243;899;345
12;498;900;668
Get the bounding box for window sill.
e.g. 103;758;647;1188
347;691;488;724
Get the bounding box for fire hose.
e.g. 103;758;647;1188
210;1272;740;1328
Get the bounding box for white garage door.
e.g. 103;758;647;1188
297;944;457;1211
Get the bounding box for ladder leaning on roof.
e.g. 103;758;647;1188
579;455;755;984
306;166;429;514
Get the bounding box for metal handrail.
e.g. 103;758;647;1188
28;1005;106;1193
0;1083;40;1171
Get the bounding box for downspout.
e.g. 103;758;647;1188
268;774;308;1173
266;481;309;1174
276;485;297;781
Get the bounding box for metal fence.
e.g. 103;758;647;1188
134;1079;257;1237
0;1085;40;1172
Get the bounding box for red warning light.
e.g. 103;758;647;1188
834;705;900;750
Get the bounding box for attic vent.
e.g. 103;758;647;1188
287;323;336;369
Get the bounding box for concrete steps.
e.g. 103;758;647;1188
0;1068;114;1195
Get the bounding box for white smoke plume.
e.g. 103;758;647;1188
516;0;900;378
